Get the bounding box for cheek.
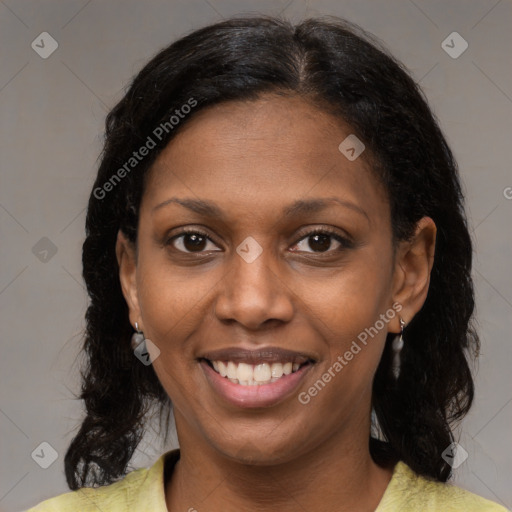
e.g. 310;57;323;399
306;252;393;342
135;261;214;409
304;250;393;391
136;251;218;342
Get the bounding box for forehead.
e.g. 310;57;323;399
142;94;388;224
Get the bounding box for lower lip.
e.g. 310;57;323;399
200;360;313;409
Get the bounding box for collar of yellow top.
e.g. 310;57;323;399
138;450;409;511
138;451;506;511
125;449;178;511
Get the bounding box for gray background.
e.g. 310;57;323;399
1;0;511;511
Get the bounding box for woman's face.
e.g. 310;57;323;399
117;94;429;464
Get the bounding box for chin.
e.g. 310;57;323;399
209;428;308;466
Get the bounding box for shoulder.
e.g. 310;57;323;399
24;468;145;511
24;466;149;512
377;461;510;512
24;451;174;512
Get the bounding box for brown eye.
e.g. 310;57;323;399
292;229;351;254
168;230;221;253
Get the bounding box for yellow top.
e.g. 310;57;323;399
25;449;509;511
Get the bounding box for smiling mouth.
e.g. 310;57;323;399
200;359;314;386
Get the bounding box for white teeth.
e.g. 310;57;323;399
217;361;227;377
227;361;237;380
208;359;305;385
237;363;253;382
254;363;271;383
270;363;284;379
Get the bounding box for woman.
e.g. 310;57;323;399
26;15;508;512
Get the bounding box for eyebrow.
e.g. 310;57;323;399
152;196;370;223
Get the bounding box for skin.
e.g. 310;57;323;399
116;93;436;512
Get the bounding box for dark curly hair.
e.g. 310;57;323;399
64;14;479;490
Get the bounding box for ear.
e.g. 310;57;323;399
390;216;436;332
115;230;143;331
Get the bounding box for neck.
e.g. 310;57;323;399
165;418;394;512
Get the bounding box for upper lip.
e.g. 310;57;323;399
199;346;316;365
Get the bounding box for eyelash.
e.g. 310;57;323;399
165;227;352;255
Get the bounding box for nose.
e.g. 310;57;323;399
214;244;294;330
